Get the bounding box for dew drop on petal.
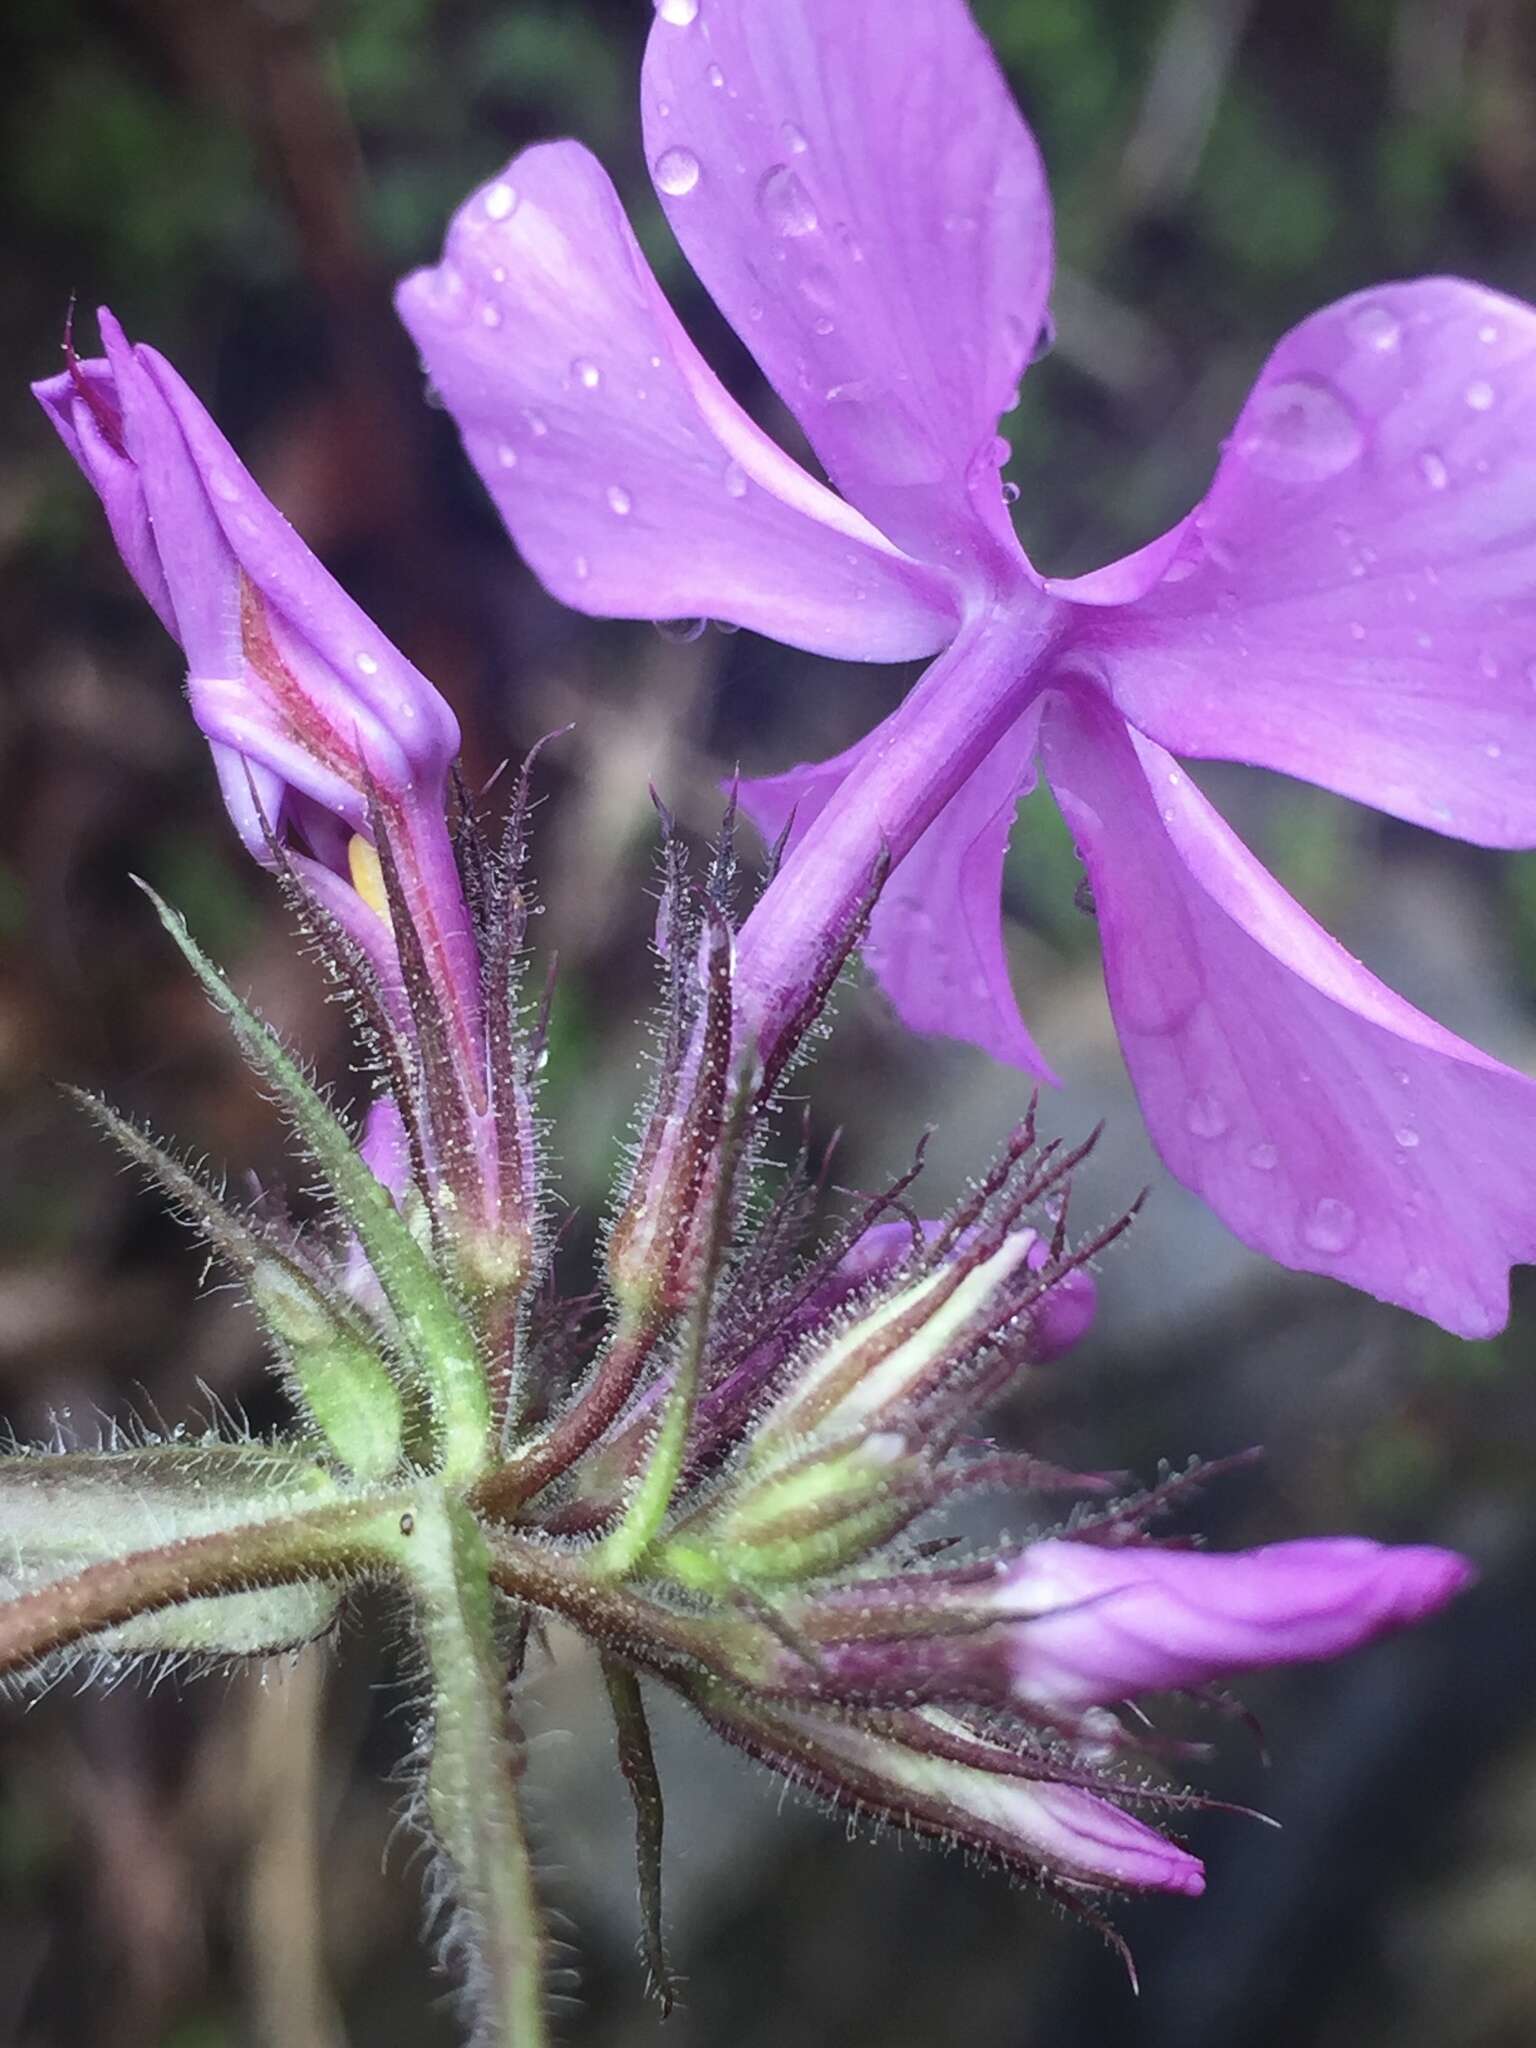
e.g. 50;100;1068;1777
780;121;809;155
1247;1142;1279;1172
654;147;702;197
1465;379;1495;411
574;555;590;581
1478;321;1500;346
758;164;819;237
1184;1092;1230;1140
1348;621;1367;642
1349;302;1401;352
1417;449;1449;490
655;618;708;644
355;651;380;675
572;357;601;390
525;410;549;438
653;0;699;23
1303;1197;1357;1254
813;315;835;336
706;62;725;87
209;470;242;503
1030;311;1057;364
1394;1126;1420;1149
483;182;518;221
1001;480;1021;506
724;461;748;499
480;304;502;329
1238;377;1364;483
606;484;632;516
495;442;518;469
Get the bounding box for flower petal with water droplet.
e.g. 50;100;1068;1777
642;0;1053;558
395;144;958;661
1052;279;1536;849
1044;687;1536;1336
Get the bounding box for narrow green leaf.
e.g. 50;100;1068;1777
73;1092;404;1481
138;884;491;1484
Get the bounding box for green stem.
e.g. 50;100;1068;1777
404;1491;547;2048
0;1492;405;1675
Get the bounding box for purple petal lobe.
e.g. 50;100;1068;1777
1043;685;1536;1335
395;144;959;659
642;0;1052;557
1056;280;1536;847
34;313;460;859
741;702;1055;1076
998;1536;1474;1711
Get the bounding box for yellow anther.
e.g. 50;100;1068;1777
348;834;392;925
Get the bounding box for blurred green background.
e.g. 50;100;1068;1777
4;0;1536;2043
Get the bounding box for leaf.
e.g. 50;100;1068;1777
138;883;491;1483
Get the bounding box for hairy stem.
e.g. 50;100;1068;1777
0;1493;406;1675
404;1490;547;2048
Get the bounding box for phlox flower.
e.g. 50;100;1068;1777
398;0;1536;1340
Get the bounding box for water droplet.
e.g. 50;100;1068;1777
1465;378;1495;412
1485;739;1503;759
1001;480;1021;506
1478;321;1500;346
483;182;518;221
494;442;518;470
654;147;702;197
525;410;549;438
1393;1068;1411;1087
574;555;590;581
480;303;502;329
713;619;741;636
1238;377;1364;483
606;483;632;516
813;315;835;336
1349;301;1401;352
758;164;819;237
1417;448;1449;490
724;462;748;499
1030;311;1057;364
706;62;725;87
355;651;380;675
1348;621;1367;642
572;357;601;390
1185;1093;1230;1140
1247;1142;1279;1173
1393;1125;1420;1149
210;470;241;503
653;0;699;23
780;121;809;155
1303;1197;1357;1254
1415;630;1434;652
655;618;707;644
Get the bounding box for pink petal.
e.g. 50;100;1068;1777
395;143;959;660
1043;686;1536;1336
999;1536;1474;1711
1055;279;1536;847
742;711;1055;1075
642;0;1052;557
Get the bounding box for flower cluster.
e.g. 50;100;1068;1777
8;316;1473;2043
399;0;1536;1338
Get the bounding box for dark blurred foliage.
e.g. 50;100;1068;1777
4;1;1536;2044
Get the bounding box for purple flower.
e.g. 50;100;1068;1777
398;0;1536;1339
988;1535;1474;1719
33;317;531;1289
